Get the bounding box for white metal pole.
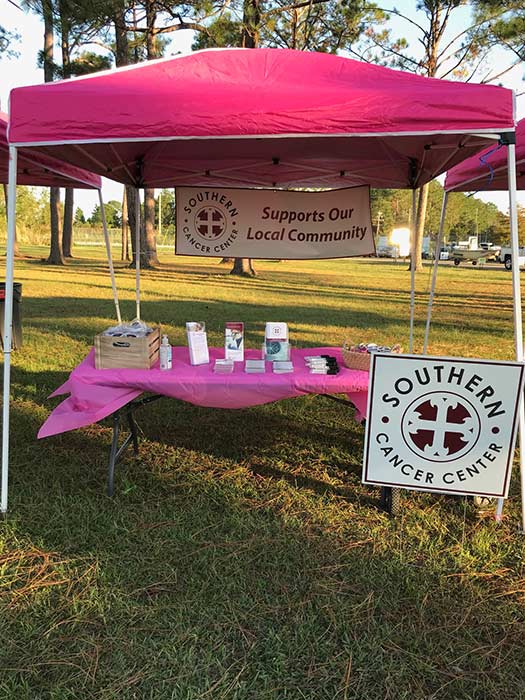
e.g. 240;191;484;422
98;189;122;324
2;146;18;514
409;188;417;353
158;190;162;240
135;188;141;321
423;192;448;354
497;140;525;524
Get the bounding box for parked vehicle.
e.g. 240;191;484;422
498;246;525;270
451;247;489;266
376;244;398;258
450;238;500;266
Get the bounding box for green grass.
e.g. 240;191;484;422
2;246;525;699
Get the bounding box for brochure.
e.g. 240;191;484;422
225;322;244;361
186;321;209;365
264;322;289;362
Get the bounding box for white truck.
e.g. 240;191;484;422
498;247;525;270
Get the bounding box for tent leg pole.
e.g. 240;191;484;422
409;188;417;353
98;189;122;324
424;192;448;355
135;188;141;321
2;147;18;514
390;186;417;516
499;140;524;525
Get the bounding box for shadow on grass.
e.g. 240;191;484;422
10;368;368;501
18;293;513;363
3;254;525;697
4;399;525;699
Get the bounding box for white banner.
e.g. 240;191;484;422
176;186;374;259
363;354;524;497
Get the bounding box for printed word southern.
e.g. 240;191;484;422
381;363;505;418
183;191;238;217
247;225;368;243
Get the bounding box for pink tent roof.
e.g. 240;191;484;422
1;112;100;189
8;48;515;190
445;118;525;192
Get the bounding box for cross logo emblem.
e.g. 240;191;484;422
401;392;480;462
194;206;226;240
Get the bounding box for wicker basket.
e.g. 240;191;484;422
342;342;402;371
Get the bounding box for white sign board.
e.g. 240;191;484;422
363;354;524;497
176;186;374;260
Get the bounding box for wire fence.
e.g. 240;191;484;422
0;224;176;250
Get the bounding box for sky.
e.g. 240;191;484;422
1;0;524;217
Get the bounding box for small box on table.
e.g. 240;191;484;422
94;327;161;369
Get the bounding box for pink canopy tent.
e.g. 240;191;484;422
1;110;124;515
422;121;525;525
3;48;520;514
1;112;101;188
445;118;525;193
8;48;514;190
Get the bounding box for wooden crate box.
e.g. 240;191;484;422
95;327;160;369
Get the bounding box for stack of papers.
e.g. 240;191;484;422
273;361;294;374
245;359;266;374
214;359;234;374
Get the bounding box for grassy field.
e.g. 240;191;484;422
2;246;525;699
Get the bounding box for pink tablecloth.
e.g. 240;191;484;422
38;347;369;438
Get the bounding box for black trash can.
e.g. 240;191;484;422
0;282;22;350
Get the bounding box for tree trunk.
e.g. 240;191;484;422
410;8;440;273
231;257;257;277
229;0;261;277
114;8;130;268
3;184;20;257
58;2;74;259
413;183;429;272
42;0;64;265
47;187;65;265
127;188;153;270
141;0;160;267
121;186;129;261
42;0;54;82
242;0;260;48
114;8;128;67
127;186;138;267
144;187;159;266
62;187;74;257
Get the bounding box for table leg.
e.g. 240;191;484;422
127;410;139;456
107;411;120;497
105;395;163;496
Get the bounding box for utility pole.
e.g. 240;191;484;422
376;210;382;238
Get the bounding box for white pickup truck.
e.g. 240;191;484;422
498;247;525;270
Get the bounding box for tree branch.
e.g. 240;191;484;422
263;0;330;19
373;5;426;35
480;57;522;84
438;41;477;80
127;19;208;34
364;32;421;70
436;7;512;62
